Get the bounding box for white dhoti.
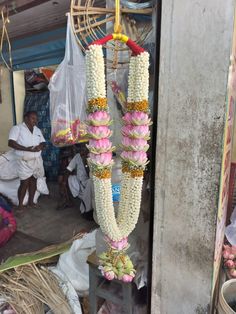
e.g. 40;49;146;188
0;152;48;205
17;156;45;181
68;176;93;213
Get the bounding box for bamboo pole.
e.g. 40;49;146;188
72;5;153;15
74;15;115;33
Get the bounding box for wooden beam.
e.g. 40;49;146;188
0;0;52;16
74;15;115;33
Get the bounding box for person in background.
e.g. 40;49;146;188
56;145;77;210
0;193;17;247
8;111;46;213
60;143;94;217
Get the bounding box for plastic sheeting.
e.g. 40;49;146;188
1;27;66;71
226;207;236;246
120;0;154;9
49;16;87;147
49;267;83;314
51;230;97;295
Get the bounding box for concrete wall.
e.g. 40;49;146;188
151;1;235;313
13;70;25;124
0;69;25;152
0;66;13;152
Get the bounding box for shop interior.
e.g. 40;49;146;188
0;0;158;313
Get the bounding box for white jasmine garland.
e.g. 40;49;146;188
116;172;131;229
86;44;150;243
93;176;122;241
120;176;143;237
127;56;137;103
86;45;106;100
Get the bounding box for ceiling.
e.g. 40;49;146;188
0;0;70;40
0;0;107;40
0;0;153;70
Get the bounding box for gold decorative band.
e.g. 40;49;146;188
88;98;108;110
122;166;144;178
126;100;149;112
93;169;112;179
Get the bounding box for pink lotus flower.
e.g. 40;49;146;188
121;125;150;138
106;237;128;250
88;126;111;139
122;274;135;283
122;137;148;151
225;260;235;268
3;310;16;314
90;152;112;166
104;270;115;281
89;139;112;151
123;112;150;126
223;249;231;259
121;151;147;165
231;246;236;254
229;268;236;278
122;137;146;147
88;111;111;125
122;112;133;124
121;124;133;135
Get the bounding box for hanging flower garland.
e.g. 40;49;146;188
86;34;151;282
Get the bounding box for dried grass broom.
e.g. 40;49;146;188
0;263;73;314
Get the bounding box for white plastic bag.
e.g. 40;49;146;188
225;207;236;245
49;15;87;147
49;267;83;314
54;230;97;295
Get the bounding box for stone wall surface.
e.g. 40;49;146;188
151;1;235;313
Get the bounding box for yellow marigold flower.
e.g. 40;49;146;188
122;166;144;178
93;169;112;179
126;100;149;112
88;98;108;110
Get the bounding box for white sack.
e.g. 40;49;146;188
54;230;97;295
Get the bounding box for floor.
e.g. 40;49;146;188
0;182;97;263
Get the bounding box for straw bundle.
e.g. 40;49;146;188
0;263;73;314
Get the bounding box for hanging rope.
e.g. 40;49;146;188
113;0;122;69
114;0;122;34
0;7;12;71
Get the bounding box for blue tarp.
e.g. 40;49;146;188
1;27;67;70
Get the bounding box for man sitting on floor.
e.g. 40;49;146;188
8;111;46;212
59;144;94;216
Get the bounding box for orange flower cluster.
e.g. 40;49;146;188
122;166;144;178
88;98;108;110
93;168;112;179
126;100;149;112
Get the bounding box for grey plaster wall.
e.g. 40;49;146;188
151;1;235;313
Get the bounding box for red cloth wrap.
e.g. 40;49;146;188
88;35;145;56
0;206;17;247
88;34;113;47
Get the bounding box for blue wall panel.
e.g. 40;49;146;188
1;27;67;70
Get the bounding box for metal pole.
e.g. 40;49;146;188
147;0;162;312
9;70;17;125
